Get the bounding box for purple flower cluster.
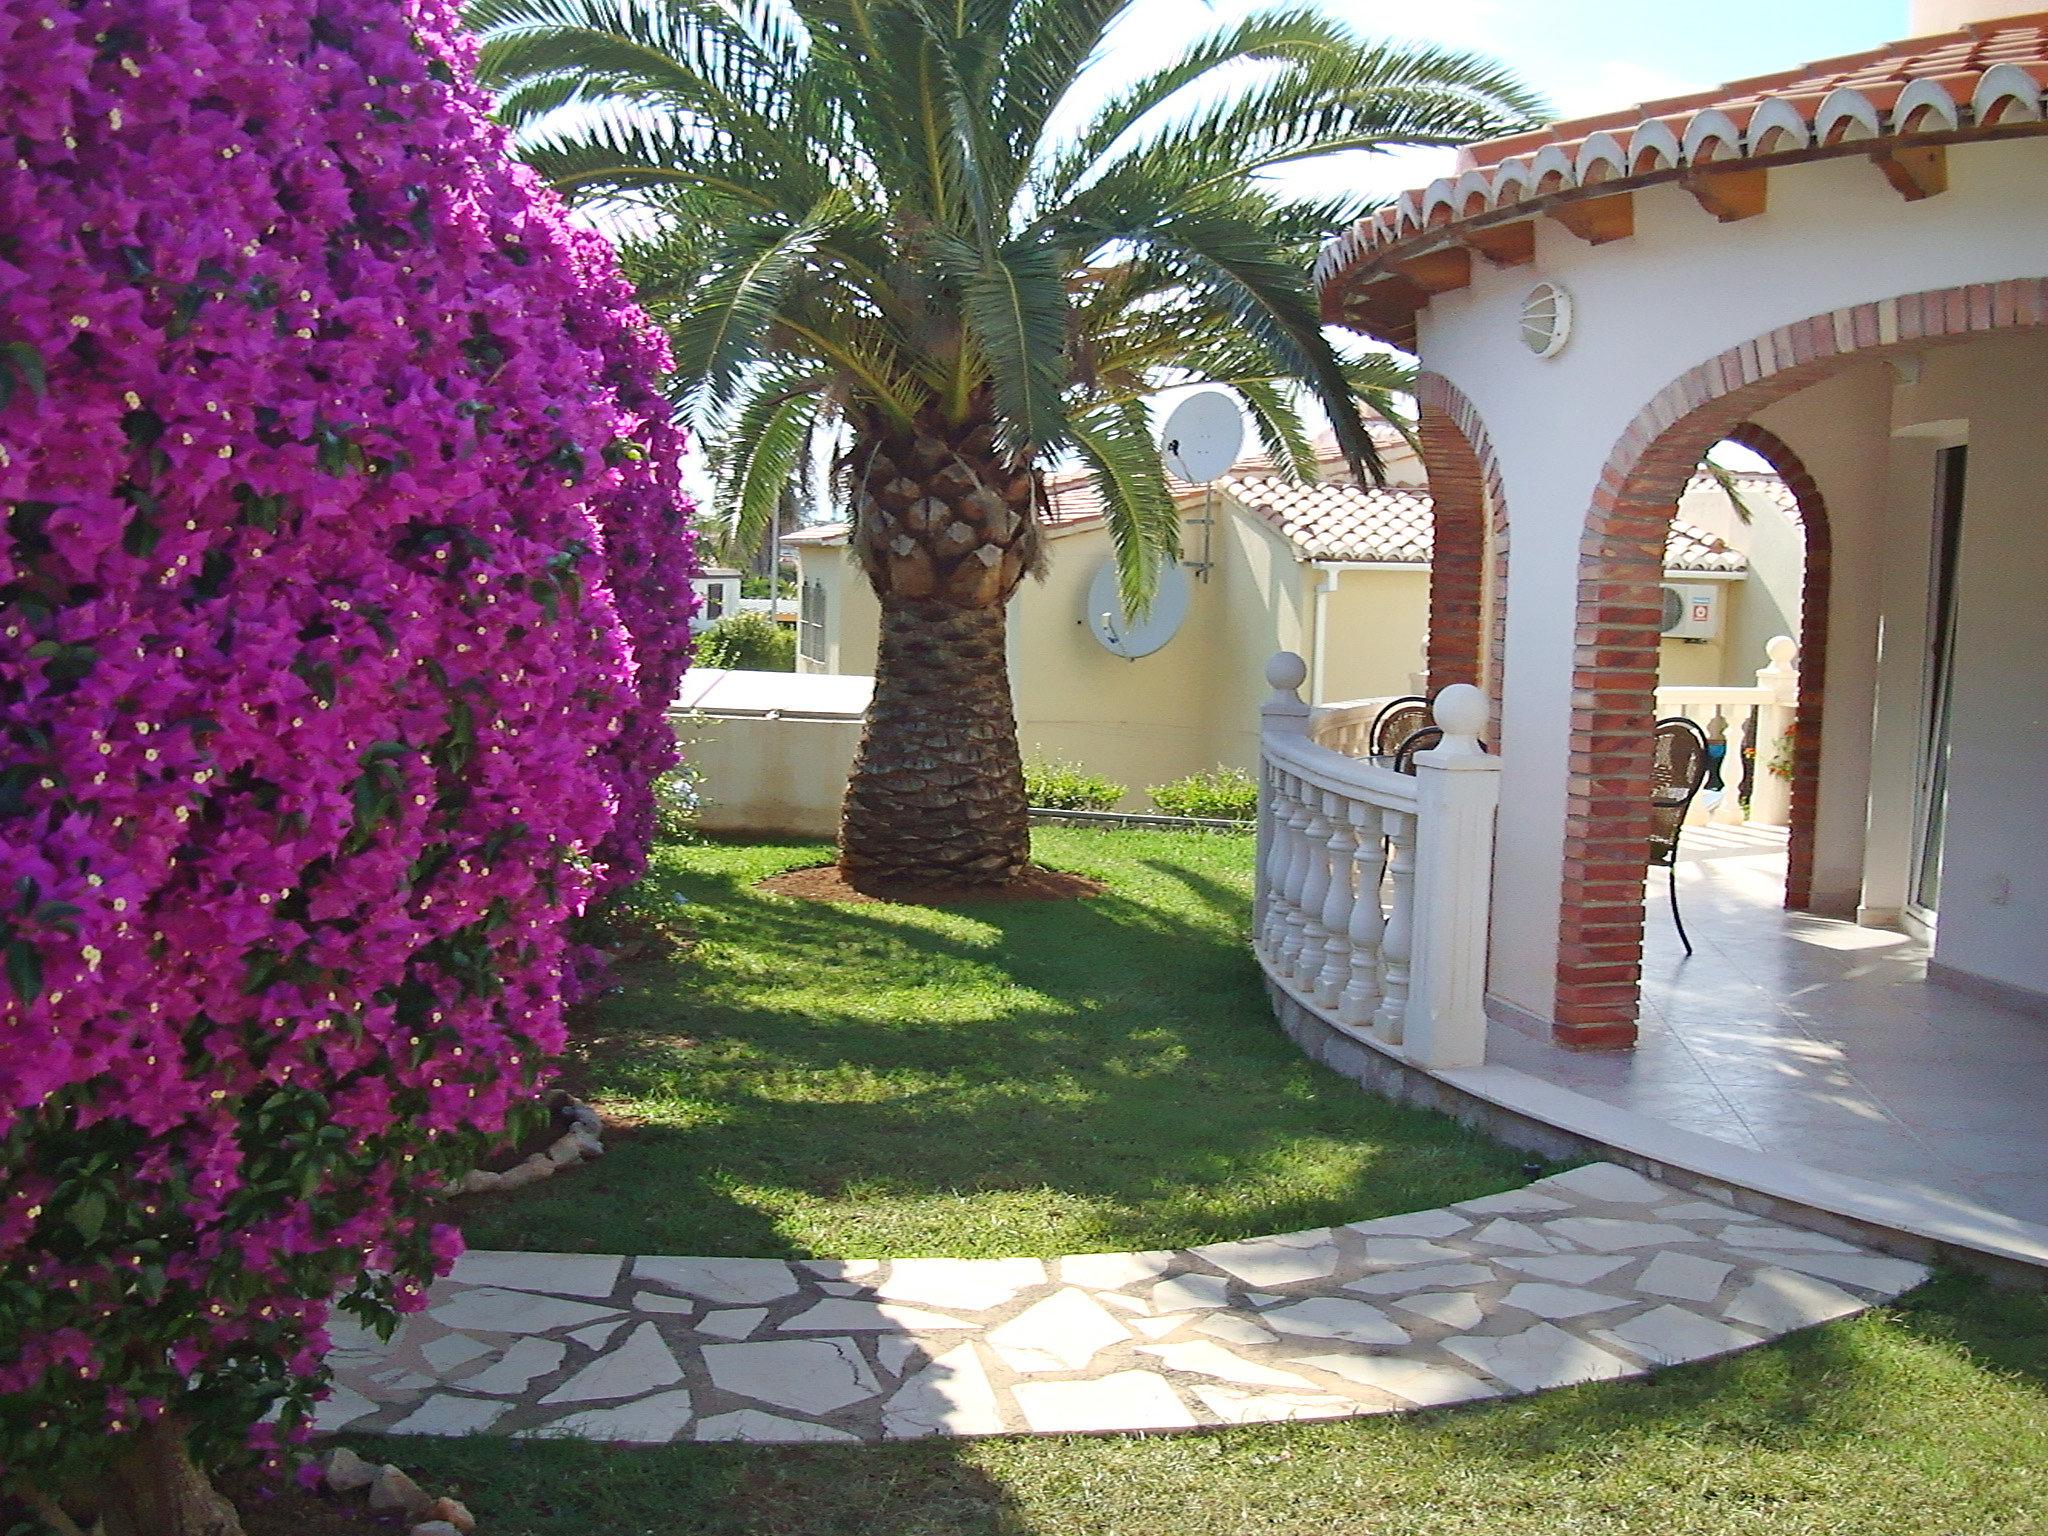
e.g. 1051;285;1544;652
0;0;694;1489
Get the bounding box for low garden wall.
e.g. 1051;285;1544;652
669;669;872;838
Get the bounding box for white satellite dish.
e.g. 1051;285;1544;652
1159;390;1245;484
1086;556;1190;660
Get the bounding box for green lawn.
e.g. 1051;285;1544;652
461;829;1528;1259
407;830;2048;1536
367;1273;2047;1536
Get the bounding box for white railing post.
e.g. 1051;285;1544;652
1313;793;1356;1008
1748;634;1798;828
1405;685;1503;1070
1373;806;1415;1048
1338;802;1384;1028
1257;653;1311;947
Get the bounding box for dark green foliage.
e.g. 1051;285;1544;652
694;611;795;671
1149;766;1259;821
1021;757;1126;811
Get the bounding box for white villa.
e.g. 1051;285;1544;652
789;434;1786;802
1249;0;2048;1265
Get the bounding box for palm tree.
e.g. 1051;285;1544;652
466;0;1545;885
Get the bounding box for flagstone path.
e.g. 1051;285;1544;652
324;1163;1928;1444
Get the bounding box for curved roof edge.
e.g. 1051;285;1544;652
1318;14;2048;346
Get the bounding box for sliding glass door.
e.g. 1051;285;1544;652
1910;445;1967;920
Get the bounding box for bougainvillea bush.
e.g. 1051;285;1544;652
0;0;694;1520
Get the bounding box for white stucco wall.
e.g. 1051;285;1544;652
1408;137;2048;1020
1878;335;2048;998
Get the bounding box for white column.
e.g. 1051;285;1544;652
1749;635;1799;828
1313;793;1356;1008
1405;685;1504;1071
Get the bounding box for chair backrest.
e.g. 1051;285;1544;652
1391;725;1443;775
1649;717;1711;862
1369;696;1432;759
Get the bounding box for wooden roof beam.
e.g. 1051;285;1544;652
1456;219;1537;268
1337;274;1426;348
1874;144;1947;201
1547;191;1634;246
1684;165;1769;222
1389;245;1473;297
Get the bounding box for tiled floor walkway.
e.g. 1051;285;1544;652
327;1163;1926;1445
1490;827;2048;1227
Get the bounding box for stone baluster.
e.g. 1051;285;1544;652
1253;765;1278;956
1293;794;1335;987
1257;652;1310;955
1374;804;1417;1047
1276;783;1315;973
1253;774;1286;958
1339;801;1386;1028
1313;792;1357;1008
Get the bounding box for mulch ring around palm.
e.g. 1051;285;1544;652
755;862;1103;905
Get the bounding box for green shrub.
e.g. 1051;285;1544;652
696;611;795;670
1149;767;1258;822
1023;757;1127;810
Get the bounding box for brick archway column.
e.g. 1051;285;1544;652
1722;422;1832;914
1555;279;2048;1048
1415;374;1506;703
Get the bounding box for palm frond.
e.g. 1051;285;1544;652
932;235;1072;458
1071;399;1180;617
712;369;828;558
670;196;867;420
1701;457;1757;524
1231;380;1318;483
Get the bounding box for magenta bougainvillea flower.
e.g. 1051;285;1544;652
0;0;695;1495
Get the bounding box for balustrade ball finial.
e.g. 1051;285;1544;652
1430;684;1488;755
1265;651;1308;696
1765;634;1798;670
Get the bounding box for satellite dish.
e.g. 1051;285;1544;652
1086;556;1190;660
1159;390;1245;484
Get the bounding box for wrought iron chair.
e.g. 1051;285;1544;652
1391;726;1443;775
1368;696;1431;759
1651;716;1712;955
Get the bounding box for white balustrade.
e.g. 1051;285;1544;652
1256;654;1503;1073
1652;635;1800;829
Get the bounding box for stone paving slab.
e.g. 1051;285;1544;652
325;1163;1927;1444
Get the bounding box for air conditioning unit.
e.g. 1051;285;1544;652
1660;582;1721;641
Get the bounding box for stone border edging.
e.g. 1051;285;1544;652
447;1094;604;1199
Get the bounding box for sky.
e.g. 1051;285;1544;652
1093;0;1909;206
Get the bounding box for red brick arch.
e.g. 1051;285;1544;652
1415;373;1506;702
1555;279;2048;1048
1720;422;1831;914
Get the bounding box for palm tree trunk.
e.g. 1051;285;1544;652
839;406;1039;885
842;596;1028;883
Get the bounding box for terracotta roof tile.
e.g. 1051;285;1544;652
792;467;1753;574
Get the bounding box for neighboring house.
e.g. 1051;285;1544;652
790;435;1759;802
686;565;743;634
1307;0;2048;1056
